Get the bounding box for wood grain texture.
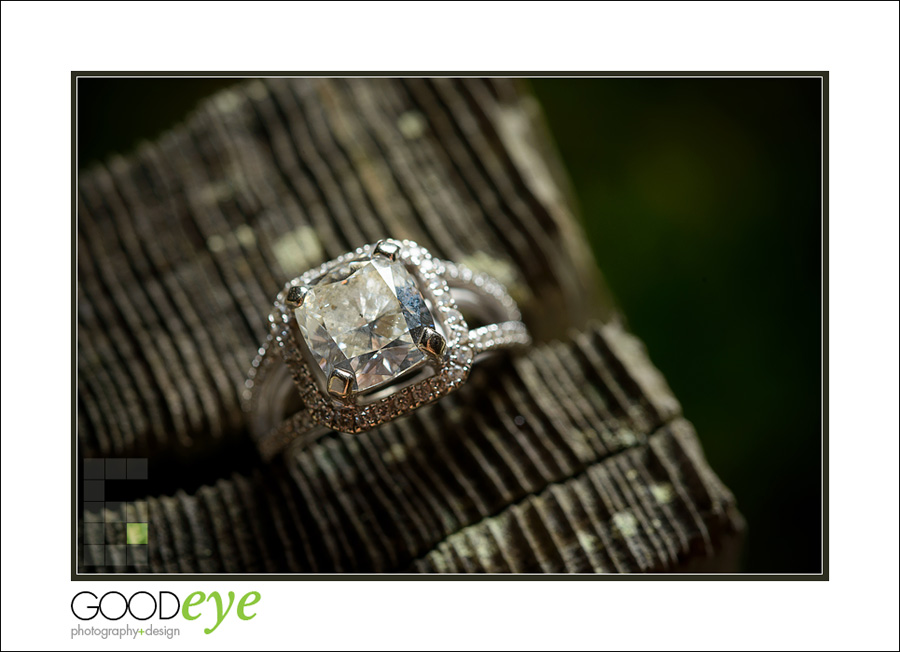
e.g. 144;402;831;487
77;78;743;573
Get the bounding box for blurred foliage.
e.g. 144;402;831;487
79;77;822;573
530;78;822;573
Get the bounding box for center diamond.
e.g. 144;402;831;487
294;256;437;394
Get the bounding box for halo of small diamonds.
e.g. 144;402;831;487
267;240;472;434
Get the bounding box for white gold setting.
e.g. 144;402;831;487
243;239;530;460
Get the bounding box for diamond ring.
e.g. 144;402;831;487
243;239;531;460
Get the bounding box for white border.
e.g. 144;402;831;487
2;2;898;650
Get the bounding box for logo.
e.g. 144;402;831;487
71;590;260;636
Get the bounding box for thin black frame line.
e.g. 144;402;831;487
72;71;828;581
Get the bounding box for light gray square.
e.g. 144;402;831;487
105;544;126;567
126;500;148;523
83;522;105;545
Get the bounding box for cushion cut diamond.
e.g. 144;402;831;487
294;255;437;393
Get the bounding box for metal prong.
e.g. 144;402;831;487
327;368;354;399
373;239;401;261
285;285;308;308
417;326;446;359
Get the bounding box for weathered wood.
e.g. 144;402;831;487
77;78;743;573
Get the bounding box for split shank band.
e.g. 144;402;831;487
243;239;530;460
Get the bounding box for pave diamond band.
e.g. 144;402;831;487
243;239;531;460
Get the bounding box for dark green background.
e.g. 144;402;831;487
78;77;823;573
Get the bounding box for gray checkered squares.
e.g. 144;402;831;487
81;458;149;571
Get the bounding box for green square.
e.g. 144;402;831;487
126;522;148;545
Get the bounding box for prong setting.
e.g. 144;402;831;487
418;326;447;359
285;285;308;308
327;368;354;399
267;240;482;437
373;239;401;261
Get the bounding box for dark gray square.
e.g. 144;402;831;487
105;544;126;567
105;522;125;545
83;522;105;545
83;545;105;567
83;459;104;479
105;458;126;479
84;502;104;522
127;544;149;566
126;458;148;480
83;480;104;501
104;501;125;522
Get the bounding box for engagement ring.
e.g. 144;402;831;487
243;239;530;460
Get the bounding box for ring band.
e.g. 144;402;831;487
243;239;531;460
